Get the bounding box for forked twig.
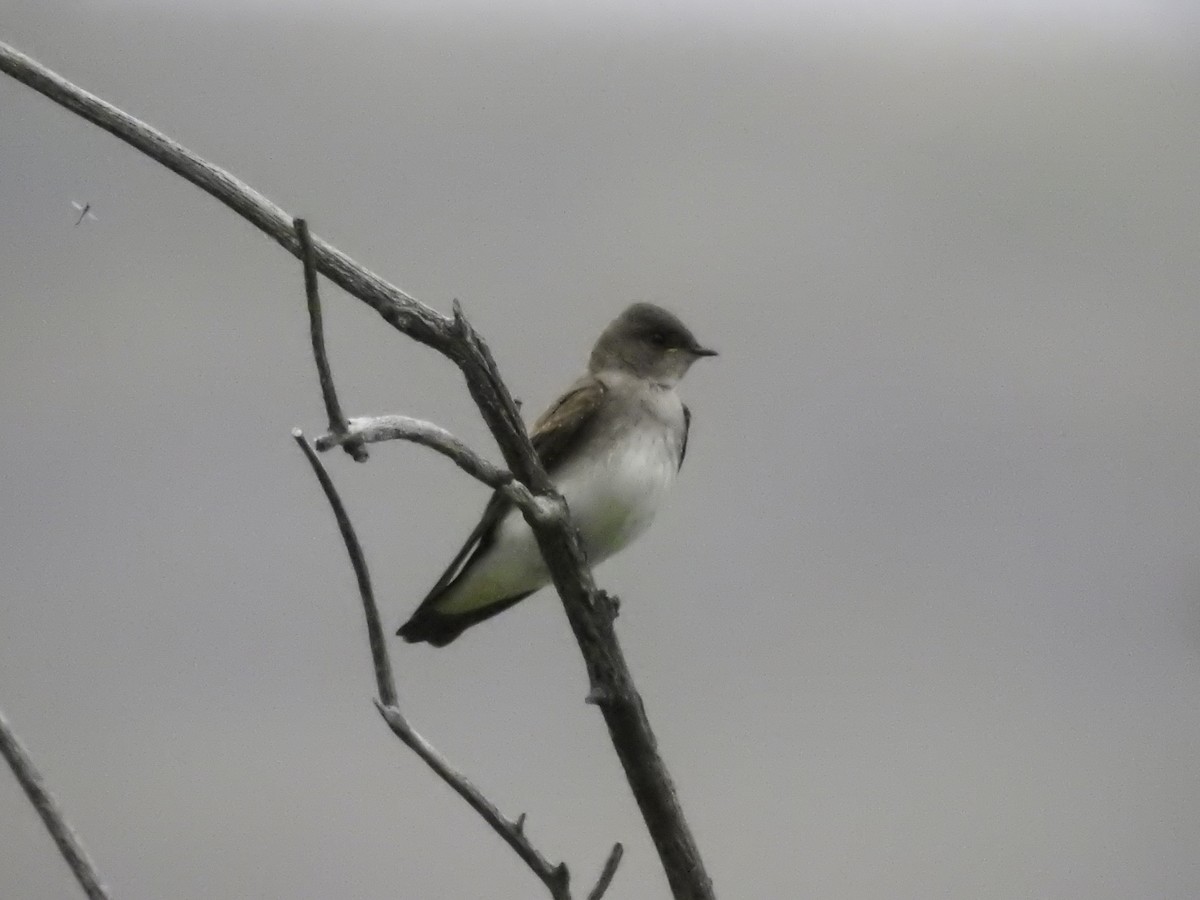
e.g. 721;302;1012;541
295;217;368;463
293;432;619;898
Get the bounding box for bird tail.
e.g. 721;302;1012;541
397;607;471;647
397;590;536;647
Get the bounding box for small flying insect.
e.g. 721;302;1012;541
71;201;98;226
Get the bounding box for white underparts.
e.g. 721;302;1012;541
437;386;685;614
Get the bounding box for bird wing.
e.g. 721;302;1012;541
398;376;607;640
527;374;608;472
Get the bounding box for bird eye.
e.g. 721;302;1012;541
650;332;668;347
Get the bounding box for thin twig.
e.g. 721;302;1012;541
315;415;542;515
292;430;395;706
0;707;113;900
295;218;367;463
293;431;585;899
375;703;572;900
2;44;711;899
587;843;624;900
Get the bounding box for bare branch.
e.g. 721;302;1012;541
0;707;113;900
292;431;586;898
2;43;714;899
295;218;367;463
292;430;396;707
587;844;625;900
314;415;543;515
375;703;572;900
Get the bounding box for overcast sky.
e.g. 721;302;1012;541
104;0;1200;36
3;3;1200;899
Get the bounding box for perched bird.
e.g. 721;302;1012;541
70;201;98;226
399;302;716;646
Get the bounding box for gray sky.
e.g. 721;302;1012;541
3;3;1200;899
108;0;1200;39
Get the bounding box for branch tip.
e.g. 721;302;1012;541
372;703;572;898
586;843;624;900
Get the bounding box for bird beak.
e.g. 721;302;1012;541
690;346;718;358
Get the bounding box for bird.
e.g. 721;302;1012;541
70;201;98;226
398;302;716;646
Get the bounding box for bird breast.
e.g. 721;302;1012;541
554;395;683;563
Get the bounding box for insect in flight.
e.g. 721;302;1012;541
71;201;98;226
